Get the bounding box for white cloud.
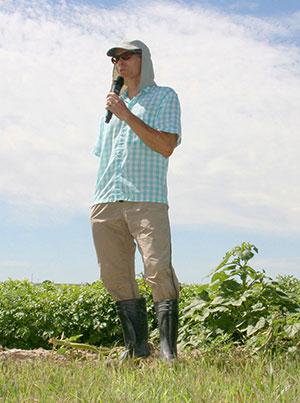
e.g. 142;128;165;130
1;0;300;235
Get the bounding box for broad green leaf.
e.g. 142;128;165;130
245;266;259;279
211;296;226;305
246;317;266;336
230;296;246;306
255;317;266;330
251;302;265;312
225;265;239;272
246;325;256;337
241;250;254;262
243;289;259;298
204;250;234;279
211;271;229;284
209;306;229;313
221;280;242;292
198;290;210;302
284;323;300;338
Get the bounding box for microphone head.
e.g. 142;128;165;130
113;76;124;86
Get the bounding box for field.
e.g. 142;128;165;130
1;243;300;402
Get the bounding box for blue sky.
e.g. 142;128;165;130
0;0;300;284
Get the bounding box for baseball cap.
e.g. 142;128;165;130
106;40;142;56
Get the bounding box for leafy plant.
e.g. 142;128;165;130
275;275;300;304
178;242;300;353
0;280;122;349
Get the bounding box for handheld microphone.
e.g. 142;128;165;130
105;76;124;123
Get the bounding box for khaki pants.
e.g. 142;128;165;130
90;202;179;302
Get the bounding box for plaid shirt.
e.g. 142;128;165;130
92;85;181;205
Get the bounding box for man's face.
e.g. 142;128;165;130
114;48;141;81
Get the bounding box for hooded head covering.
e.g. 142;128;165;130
107;39;156;93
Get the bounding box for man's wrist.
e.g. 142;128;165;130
124;110;138;126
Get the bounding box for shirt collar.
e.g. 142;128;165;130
121;85;154;101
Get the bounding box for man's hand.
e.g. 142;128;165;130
105;92;178;158
106;92;131;122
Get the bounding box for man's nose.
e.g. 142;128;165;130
117;58;125;66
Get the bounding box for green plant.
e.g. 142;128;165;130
275;275;300;303
178;242;300;353
0;280;122;349
1;243;299;354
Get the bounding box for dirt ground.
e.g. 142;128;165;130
0;345;99;361
0;344;187;362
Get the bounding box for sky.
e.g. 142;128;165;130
0;0;300;285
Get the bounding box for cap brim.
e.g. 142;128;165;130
107;43;140;57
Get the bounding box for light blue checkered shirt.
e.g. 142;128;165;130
92;85;181;206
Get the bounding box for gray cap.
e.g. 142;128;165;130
107;40;141;56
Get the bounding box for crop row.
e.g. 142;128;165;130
0;243;300;353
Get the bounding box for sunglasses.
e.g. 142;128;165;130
111;50;142;64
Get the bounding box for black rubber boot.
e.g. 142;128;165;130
154;299;179;364
115;298;151;360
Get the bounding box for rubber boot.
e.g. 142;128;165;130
115;298;151;360
154;299;179;364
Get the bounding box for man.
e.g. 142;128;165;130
90;39;181;363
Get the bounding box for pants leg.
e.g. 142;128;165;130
125;202;180;302
90;203;140;301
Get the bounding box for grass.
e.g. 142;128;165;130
0;350;299;402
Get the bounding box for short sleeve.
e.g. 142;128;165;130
155;88;182;147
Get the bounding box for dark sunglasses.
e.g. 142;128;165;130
111;50;141;64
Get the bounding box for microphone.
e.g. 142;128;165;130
105;76;124;123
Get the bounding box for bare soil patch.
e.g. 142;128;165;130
0;346;98;362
